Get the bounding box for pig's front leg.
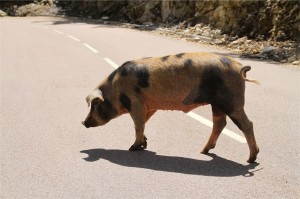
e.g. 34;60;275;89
128;102;148;151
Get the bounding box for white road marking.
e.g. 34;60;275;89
67;35;80;41
101;57;246;143
187;112;247;143
83;43;98;53
53;30;64;34
104;58;119;69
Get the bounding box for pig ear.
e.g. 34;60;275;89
86;90;104;107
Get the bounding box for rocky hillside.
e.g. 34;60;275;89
1;0;299;63
58;0;299;42
0;0;57;16
58;0;300;63
2;0;298;41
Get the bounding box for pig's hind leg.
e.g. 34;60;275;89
228;110;259;163
201;106;227;154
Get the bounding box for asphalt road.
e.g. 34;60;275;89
1;17;299;199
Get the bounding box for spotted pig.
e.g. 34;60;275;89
82;52;260;163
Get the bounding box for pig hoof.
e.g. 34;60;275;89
247;157;257;163
200;149;209;154
247;147;259;163
129;136;148;151
200;145;215;154
129;144;146;151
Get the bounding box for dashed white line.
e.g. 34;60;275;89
104;58;119;69
53;30;64;34
67;35;80;42
186;112;213;128
83;43;98;53
187;112;247;143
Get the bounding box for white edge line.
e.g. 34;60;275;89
83;43;98;53
67;35;80;42
104;58;119;69
186;112;247;143
53;30;64;34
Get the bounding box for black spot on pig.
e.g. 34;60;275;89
118;62;150;88
220;56;232;68
175;53;185;58
98;99;117;122
108;70;117;82
119;61;136;76
161;56;169;62
195;67;234;114
119;93;131;112
136;66;150;88
184;59;193;68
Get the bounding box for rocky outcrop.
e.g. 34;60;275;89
1;0;298;63
0;10;8;17
58;0;299;42
2;0;299;42
1;0;58;16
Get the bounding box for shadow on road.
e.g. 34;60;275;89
80;149;260;177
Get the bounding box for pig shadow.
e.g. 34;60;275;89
80;149;260;177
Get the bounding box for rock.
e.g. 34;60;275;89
231;36;248;45
194;12;201;17
196;36;212;42
228;36;238;42
15;3;58;16
201;30;211;38
213;39;224;45
213;6;226;27
143;22;154;26
186;37;201;42
184;29;191;34
101;16;109;20
161;0;172;22
0;10;8;17
276;30;287;41
292;61;300;65
261;46;276;54
287;54;297;63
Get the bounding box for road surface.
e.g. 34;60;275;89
1;17;299;198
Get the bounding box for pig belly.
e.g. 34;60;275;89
145;95;207;113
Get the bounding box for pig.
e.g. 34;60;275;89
82;52;260;163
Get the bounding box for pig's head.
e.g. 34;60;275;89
82;89;117;128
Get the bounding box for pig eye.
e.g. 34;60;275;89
96;100;117;122
91;98;102;106
91;101;100;110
